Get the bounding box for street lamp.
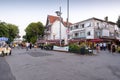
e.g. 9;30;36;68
55;7;62;46
66;0;69;45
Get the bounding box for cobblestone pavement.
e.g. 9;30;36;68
4;48;120;80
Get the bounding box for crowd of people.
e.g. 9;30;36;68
11;42;38;51
10;41;119;54
96;42;117;53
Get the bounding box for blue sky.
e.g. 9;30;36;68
0;0;120;37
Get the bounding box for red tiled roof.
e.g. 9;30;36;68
48;15;60;24
63;21;72;27
47;15;72;27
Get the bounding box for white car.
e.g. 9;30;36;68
0;46;11;57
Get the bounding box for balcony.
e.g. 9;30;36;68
72;36;86;39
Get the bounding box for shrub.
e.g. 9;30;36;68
79;43;86;48
69;43;93;55
69;44;80;53
117;46;120;53
79;43;86;55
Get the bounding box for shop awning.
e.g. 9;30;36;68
37;39;60;44
37;40;46;43
116;37;120;41
69;39;85;43
90;39;103;42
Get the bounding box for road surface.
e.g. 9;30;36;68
1;48;120;80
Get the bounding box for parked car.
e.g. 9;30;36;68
0;42;11;57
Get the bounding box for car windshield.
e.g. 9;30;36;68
0;41;6;47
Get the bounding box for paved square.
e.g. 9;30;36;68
27;51;52;57
5;48;120;80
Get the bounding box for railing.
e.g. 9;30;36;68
72;36;86;39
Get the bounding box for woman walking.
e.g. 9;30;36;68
96;43;100;53
111;42;116;53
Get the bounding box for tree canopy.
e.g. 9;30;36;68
117;16;120;28
0;21;19;42
24;22;44;43
0;22;8;37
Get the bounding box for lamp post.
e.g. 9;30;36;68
66;0;69;45
55;7;62;46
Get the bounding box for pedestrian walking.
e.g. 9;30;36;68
26;42;29;51
96;43;100;53
107;42;111;52
29;43;32;49
111;42;116;53
34;44;37;51
100;43;103;50
103;42;106;51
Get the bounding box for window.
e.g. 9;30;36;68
70;27;72;30
86;23;91;27
82;24;84;28
80;32;85;37
74;33;79;37
97;32;100;37
97;22;101;29
98;32;100;36
88;23;91;27
110;33;114;36
97;22;99;27
74;25;79;29
87;31;91;36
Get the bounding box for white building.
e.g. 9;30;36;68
44;15;70;41
69;17;120;41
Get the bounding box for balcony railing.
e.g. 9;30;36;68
72;36;86;39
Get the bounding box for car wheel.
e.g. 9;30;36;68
9;51;11;55
2;51;4;57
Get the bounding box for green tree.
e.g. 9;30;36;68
0;22;9;37
24;22;44;43
0;21;19;42
7;23;19;42
117;16;120;28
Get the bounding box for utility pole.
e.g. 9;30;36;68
66;0;69;44
56;7;62;46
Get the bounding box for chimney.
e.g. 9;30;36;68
104;16;108;22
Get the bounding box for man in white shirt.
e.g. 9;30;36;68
26;42;29;51
103;42;106;51
99;43;103;50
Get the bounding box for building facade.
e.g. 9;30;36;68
44;15;68;41
69;17;120;41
